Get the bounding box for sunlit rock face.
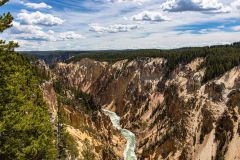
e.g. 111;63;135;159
42;81;126;160
53;57;240;160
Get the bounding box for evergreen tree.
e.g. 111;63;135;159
0;0;18;51
0;1;57;159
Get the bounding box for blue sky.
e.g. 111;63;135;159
1;0;240;50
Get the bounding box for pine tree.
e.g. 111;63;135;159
0;1;57;159
0;0;18;51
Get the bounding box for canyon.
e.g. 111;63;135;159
2;1;240;159
40;56;240;160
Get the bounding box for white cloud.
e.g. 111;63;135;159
10;22;83;41
232;26;240;31
6;0;240;51
89;23;139;33
11;21;43;34
24;2;52;9
56;31;85;40
17;10;64;26
106;0;147;3
161;0;231;13
231;0;240;10
131;11;170;22
10;21;50;41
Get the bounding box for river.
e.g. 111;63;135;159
102;109;137;160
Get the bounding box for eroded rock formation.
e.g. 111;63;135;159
42;57;240;160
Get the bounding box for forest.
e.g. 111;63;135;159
0;1;56;159
0;50;57;159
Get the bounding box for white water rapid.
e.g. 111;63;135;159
102;109;137;160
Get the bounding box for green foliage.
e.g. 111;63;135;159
0;2;56;158
57;101;79;159
238;123;240;136
0;0;9;6
0;51;57;159
215;112;234;160
34;66;51;83
202;47;240;83
54;84;100;114
81;140;95;160
66;47;208;65
101;145;118;160
53;81;64;95
53;85;99;159
31;60;51;83
0;12;13;32
62;131;79;159
0;1;18;51
0;0;11;28
199;108;214;144
0;40;19;51
232;42;240;48
73;89;100;113
58;125;79;159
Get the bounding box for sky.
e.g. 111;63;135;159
1;0;240;51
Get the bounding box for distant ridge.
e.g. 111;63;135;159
20;42;240;65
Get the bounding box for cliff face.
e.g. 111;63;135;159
37;59;125;160
51;57;240;160
42;81;126;160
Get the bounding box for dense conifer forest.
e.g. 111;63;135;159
0;1;56;159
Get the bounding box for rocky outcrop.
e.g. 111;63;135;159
52;57;240;160
205;82;225;102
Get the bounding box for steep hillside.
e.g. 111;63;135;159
37;60;125;160
52;56;240;160
0;52;56;159
0;1;57;159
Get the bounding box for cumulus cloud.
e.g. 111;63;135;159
11;22;51;41
10;22;83;41
161;0;231;13
17;10;64;26
24;2;52;9
11;21;43;34
89;23;139;33
131;11;170;22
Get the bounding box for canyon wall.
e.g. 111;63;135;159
47;57;239;159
